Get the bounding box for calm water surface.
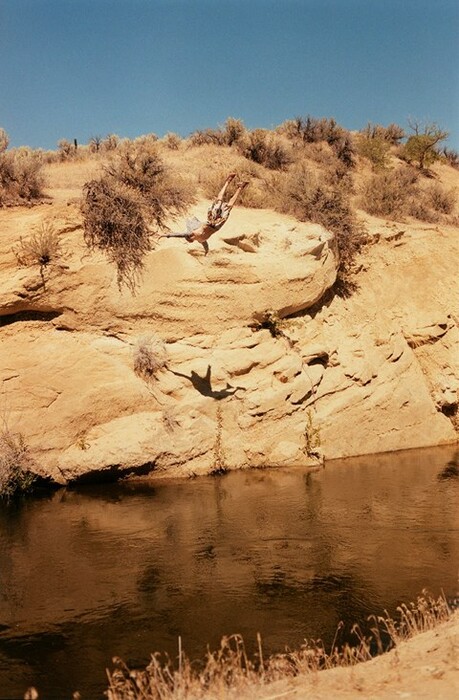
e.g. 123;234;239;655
0;445;458;699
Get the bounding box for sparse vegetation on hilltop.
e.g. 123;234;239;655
5;115;455;294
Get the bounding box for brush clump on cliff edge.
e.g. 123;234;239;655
81;141;195;291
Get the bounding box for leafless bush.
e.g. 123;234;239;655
188;128;226;147
82;142;194;290
82;179;150;291
361;122;405;144
104;142;193;228
240;129;292;170
0;146;45;206
14;221;63;272
103;134;120;151
163;132;182;150
0;127;9;153
279;116;355;168
440;147;459;169
408;182;457;222
0;429;36;499
223;117;246;146
89;135;103;153
133;334;168;380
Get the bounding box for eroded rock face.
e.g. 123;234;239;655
1;199;458;485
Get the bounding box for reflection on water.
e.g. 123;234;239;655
0;445;458;699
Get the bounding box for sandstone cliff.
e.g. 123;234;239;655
0;161;457;484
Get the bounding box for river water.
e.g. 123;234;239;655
0;445;458;699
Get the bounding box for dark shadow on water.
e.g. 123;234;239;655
437;451;459;481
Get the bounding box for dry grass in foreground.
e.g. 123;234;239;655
105;592;454;700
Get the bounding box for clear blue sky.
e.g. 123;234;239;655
1;0;458;151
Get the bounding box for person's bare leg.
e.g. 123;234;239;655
226;181;249;208
216;173;236;201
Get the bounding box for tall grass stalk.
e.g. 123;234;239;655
106;591;452;700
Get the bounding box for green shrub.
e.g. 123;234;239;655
357;134;391;169
401;122;448;170
0;429;36;499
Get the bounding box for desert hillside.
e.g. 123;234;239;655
0;121;458;487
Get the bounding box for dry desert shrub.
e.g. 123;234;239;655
278;116;356;169
106;592;451;700
14;221;63;272
57;138;78;161
239;128;292;170
88;135;103;153
0;429;36;499
103;134;121;151
223;117;247;146
82;142;194;290
440;147;459;169
82;178;150;291
408;181;457;223
421;182;456;215
0;146;45;206
0;127;9;153
188;127;226;147
359;166;419;219
360;166;456;222
275;164;367;294
360;122;405;145
133;334;168;380
163;132;182;150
